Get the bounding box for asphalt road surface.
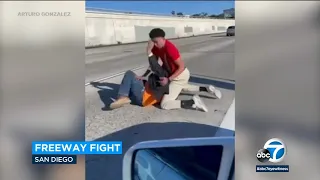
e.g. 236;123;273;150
85;34;235;180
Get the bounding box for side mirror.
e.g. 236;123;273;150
123;137;234;180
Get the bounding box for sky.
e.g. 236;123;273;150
85;1;234;15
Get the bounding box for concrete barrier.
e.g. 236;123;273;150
85;12;235;47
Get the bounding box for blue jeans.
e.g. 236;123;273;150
118;70;144;106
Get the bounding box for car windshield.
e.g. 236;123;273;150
148;145;223;180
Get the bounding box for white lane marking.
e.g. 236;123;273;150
85;65;147;86
215;98;235;136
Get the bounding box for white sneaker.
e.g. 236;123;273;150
206;85;222;99
192;95;208;112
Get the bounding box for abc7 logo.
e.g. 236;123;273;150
256;149;271;162
256;138;286;163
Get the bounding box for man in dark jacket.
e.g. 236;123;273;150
109;55;169;109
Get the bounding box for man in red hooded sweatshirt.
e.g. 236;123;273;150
141;28;222;112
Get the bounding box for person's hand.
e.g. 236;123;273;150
159;77;169;86
147;40;154;55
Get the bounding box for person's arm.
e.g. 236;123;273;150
141;49;158;77
167;44;185;81
140;41;157;78
138;41;156;79
141;67;151;78
168;58;185;81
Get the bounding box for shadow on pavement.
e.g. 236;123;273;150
85;122;234;180
90;82;120;111
90;76;235;111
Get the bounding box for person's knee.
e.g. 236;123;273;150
124;70;136;80
125;70;135;76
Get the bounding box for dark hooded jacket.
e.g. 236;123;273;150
145;55;170;101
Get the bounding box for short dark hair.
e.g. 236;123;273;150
149;28;165;39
